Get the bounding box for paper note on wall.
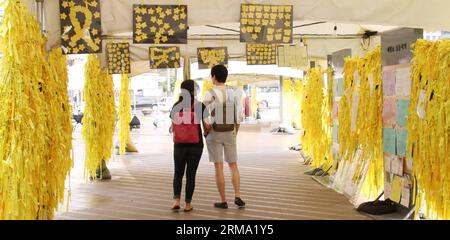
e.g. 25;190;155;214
417;89;427;119
391;156;404;176
337;77;344;97
391;175;403;202
400;176;412;207
384;173;393;199
382;97;396;127
383;128;396;154
396;129;408;157
396;99;410;127
383;69;396;96
395;67;411;97
332;101;339;119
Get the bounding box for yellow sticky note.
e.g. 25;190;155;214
391;175;402;203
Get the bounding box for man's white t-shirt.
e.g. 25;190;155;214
203;85;244;125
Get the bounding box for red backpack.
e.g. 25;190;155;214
172;103;200;144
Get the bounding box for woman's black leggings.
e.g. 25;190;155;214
173;145;203;203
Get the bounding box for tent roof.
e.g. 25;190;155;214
37;0;450;76
42;0;450;50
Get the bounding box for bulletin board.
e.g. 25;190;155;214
381;28;423;209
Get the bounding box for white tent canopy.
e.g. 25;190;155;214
31;0;450;74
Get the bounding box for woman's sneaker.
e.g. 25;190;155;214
214;202;229;209
235;197;246;208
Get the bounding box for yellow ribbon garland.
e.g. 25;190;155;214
82;55;116;180
301;68;333;170
118;74;131;155
409;39;450;220
0;0;72;219
335;47;383;200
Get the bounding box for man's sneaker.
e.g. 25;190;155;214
235;197;246;208
214;202;228;209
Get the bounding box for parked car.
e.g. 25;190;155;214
134;96;159;110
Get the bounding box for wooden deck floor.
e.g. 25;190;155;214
56;122;368;220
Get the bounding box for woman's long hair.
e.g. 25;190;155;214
178;80;199;105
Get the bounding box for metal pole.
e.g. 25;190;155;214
279;76;283;123
133;89;137;115
35;0;45;33
167;69;171;96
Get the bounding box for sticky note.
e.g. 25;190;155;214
391;175;403;203
383;128;396;154
332;101;339;120
337;77;344;97
395;67;411;97
383;69;396;96
333;125;339;143
396;99;410;127
391;156;404;176
396;129;408;157
382;97;396;127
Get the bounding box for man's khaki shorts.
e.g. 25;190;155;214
205;130;237;163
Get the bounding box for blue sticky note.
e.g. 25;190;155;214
396;129;408;157
396;100;410;127
337;77;344;97
383;128;396;154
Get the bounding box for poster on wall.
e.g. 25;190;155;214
277;45;308;69
149;46;180;69
106;43;130;75
381;28;423;66
246;43;277;65
133;5;188;44
197;47;228;69
59;0;102;54
240;4;293;44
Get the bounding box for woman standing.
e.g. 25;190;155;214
170;80;209;212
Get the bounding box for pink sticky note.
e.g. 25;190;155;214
332;101;339;119
383;97;396;127
383;69;396;96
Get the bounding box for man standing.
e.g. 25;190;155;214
203;65;246;209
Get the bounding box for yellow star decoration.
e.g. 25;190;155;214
133;5;188;44
240;4;292;43
94;12;100;19
107;43;130;74
198;48;228;69
149;47;180;69
246;43;277;65
91;28;98;36
60;12;67;20
62;1;69;8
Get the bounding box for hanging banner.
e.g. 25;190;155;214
59;0;101;54
149;46;180;69
240;4;293;44
381;28;423;66
197;47;228;69
106;43;131;75
133;5;188;44
246;43;277;65
277;45;308;69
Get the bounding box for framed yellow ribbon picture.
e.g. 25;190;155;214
59;0;102;54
